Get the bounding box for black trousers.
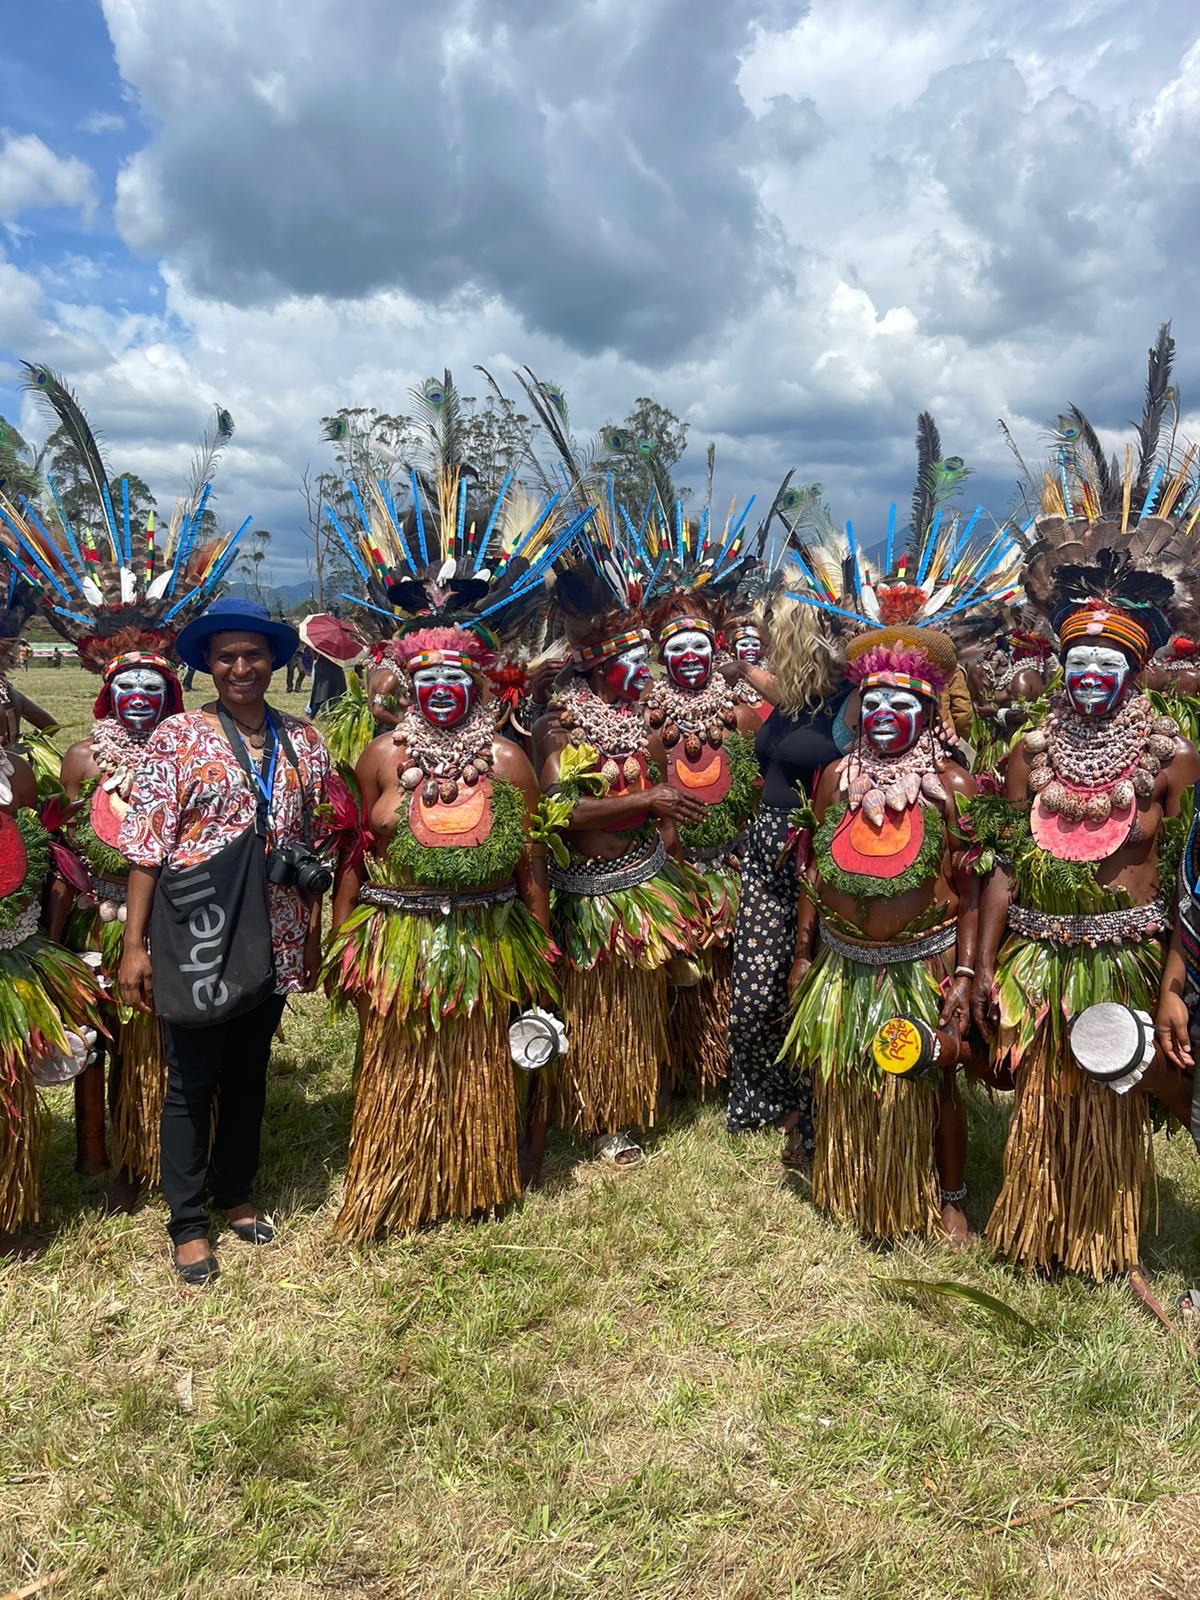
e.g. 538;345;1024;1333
160;994;287;1245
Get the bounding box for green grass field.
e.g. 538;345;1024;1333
3;664;1200;1600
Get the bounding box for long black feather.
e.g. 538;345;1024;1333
908;411;942;556
22;361;111;525
1131;322;1176;515
512;365;587;496
1064;404;1118;515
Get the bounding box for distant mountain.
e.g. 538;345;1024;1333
225;579;322;612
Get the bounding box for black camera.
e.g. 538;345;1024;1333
265;841;333;896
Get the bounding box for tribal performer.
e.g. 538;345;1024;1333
0;575;57;767
324;418;590;1238
972;329;1200;1278
643;502;764;1098
0;742;105;1247
533;536;707;1168
14;369;246;1205
779;494;1018;1242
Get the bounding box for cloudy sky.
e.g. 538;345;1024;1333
1;0;1198;582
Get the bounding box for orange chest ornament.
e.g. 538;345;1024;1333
829;802;927;881
408;776;494;848
667;743;731;806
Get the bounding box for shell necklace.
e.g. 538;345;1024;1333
554;683;649;786
839;738;948;827
1025;691;1179;821
646;676;739;751
394;700;495;807
92;718;152;800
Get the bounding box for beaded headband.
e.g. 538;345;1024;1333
572;627;651;670
861;670;937;700
1058;607;1151;664
103;649;177;681
731;622;761;640
403;647;482;676
659;614;715;645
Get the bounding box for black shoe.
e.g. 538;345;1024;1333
228;1214;275;1245
173;1249;219;1286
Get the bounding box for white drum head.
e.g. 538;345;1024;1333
1069;1003;1146;1082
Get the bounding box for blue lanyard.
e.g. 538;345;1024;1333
241;714;280;816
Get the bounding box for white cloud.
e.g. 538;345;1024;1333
0;134;98;224
7;0;1198;584
80;111;126;135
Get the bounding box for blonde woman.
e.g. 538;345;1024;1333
725;588;847;1163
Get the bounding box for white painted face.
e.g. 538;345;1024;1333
412;663;475;727
861;685;928;756
734;628;763;665
1063;644;1130;717
110;666;170;731
662;627;714;689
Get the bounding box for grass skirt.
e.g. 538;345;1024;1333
72;910;166;1188
986;933;1159;1279
548;857;702;1136
0;933;105;1231
325;896;555;1241
783;937;948;1240
666;857;740;1098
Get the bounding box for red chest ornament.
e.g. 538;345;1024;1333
667;743;731;805
830;802;927;881
1030;789;1135;863
408;775;494;848
90;783;129;851
0;811;27;897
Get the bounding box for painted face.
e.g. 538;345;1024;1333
110;666;170;732
662;627;714;689
603;642;650;701
861;685;928;756
1063;644;1130;717
734;628;763;666
413;663;475;727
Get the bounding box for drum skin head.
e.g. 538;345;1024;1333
1069;1002;1145;1081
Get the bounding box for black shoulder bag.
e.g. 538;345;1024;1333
149;706;286;1028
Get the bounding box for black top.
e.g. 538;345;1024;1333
756;693;849;809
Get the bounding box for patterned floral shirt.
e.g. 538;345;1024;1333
119;709;332;994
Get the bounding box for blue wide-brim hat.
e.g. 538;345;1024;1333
175;598;299;672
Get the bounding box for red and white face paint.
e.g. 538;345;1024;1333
603;641;651;701
734;628;763;666
861;685;928;756
662;627;714;689
1063;644;1130;717
110;666;170;733
413;663;475;727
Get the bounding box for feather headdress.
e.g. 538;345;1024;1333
6;364;247;676
1016;323;1198;658
324;372;594;671
780;417;1022;638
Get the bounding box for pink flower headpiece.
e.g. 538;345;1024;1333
847;641;946;699
389;624;496;677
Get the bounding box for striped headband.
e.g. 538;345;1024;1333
104;650;177;681
1058;608;1151;664
659;615;715;645
404;648;482;675
861;670;937;699
731;623;761;639
572;627;651;670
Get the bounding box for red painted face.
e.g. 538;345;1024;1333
662;627;714;689
603;642;650;701
861;686;928;756
413;665;474;727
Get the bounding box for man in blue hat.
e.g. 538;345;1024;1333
116;600;333;1286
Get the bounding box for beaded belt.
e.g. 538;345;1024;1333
358;883;517;915
686;831;747;866
549;836;666;896
1006;898;1169;946
90;873;128;905
818;919;957;966
0;901;39;952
